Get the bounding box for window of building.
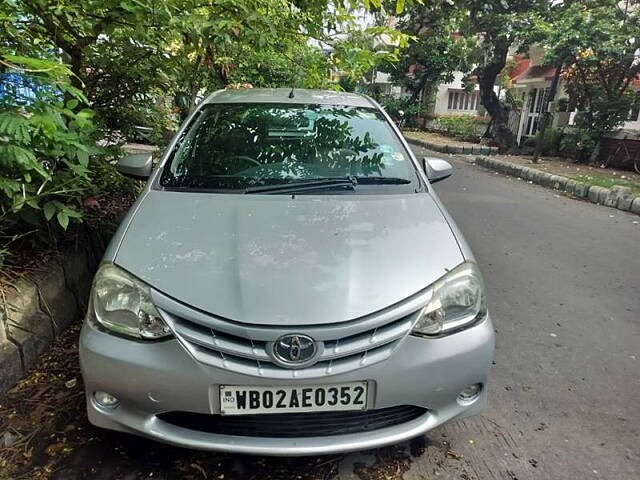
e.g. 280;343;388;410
448;91;477;111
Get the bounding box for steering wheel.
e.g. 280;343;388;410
226;155;262;169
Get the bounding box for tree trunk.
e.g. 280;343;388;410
69;47;83;89
476;37;516;150
409;72;429;104
533;60;563;163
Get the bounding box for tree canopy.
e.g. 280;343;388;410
385;1;473;104
533;0;640;150
0;0;408;262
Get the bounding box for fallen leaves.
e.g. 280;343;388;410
0;324;88;480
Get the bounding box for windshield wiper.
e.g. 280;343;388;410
244;176;411;194
244;176;358;194
355;176;411;185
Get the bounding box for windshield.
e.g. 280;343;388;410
159;103;419;192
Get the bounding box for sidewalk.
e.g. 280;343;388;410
123;143;159;154
472;156;640;215
403;130;499;155
405;130;640;193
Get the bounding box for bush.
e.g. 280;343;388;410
0;56;138;269
536;128;564;156
0;57;97;235
121;99;179;146
379;97;423;128
556;98;569;113
432;115;480;142
559;128;597;162
84;40;178;145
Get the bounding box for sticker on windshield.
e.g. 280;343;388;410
392;152;405;161
381;155;395;167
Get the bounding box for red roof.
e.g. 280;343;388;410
512;65;557;84
508;56;531;81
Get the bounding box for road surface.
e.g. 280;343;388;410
9;147;639;480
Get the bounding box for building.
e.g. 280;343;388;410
432;72;482;116
508;46;640;146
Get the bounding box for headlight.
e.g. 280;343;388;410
411;262;486;337
90;264;172;340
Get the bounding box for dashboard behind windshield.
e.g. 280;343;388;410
160;103;419;192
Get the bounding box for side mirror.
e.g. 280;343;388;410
422;157;453;183
116;153;153;180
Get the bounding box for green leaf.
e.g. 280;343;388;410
64;208;83;219
2;55;72;78
76;109;95;119
76;149;89;166
43;202;57;221
66;99;79;110
60;84;89;104
25;197;40;209
56;211;69;230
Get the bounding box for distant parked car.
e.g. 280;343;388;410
80;88;494;455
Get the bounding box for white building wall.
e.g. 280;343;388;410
432;72;501;116
433;72;478;115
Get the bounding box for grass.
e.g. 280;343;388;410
569;174;640;195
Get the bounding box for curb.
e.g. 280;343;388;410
473;156;640;216
0;248;96;394
0;230;110;395
405;136;499;156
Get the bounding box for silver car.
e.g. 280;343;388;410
80;88;494;456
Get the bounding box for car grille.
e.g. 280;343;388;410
160;308;419;379
157;405;427;438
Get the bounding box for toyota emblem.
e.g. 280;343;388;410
272;334;318;367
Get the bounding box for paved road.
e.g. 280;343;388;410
393;146;640;479
14;148;639;480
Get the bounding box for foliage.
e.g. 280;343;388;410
432;114;480;142
569;174;640;196
503;89;523;111
556;98;569;113
338;76;359;93
531;0;640;155
453;0;550;150
379;96;423;127
82;38;176;143
0;56;97;234
559;128;597;162
330;26;407;89
535;128;563;156
5;0;410;136
225;40;331;90
0;0;411;267
385;1;473;105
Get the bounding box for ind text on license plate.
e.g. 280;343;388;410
219;381;367;415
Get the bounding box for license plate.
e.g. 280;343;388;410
219;381;368;415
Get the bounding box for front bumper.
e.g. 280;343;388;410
79;315;494;456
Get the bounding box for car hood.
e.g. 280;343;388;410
115;191;463;325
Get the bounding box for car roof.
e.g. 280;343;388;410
203;88;376;108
